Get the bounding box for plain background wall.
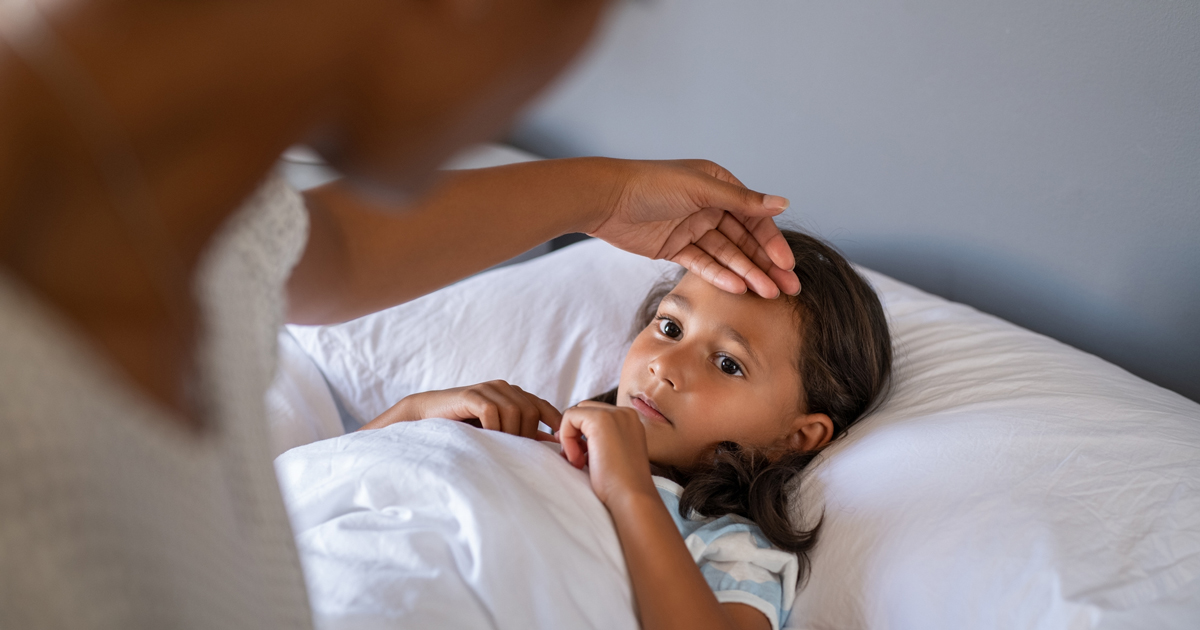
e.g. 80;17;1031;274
512;0;1200;402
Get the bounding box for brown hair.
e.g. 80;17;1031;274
593;229;892;581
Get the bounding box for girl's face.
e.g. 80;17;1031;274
616;273;831;469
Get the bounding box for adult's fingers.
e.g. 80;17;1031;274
685;160;796;281
695;225;780;298
741;215;798;282
767;264;801;296
715;211;776;273
687;215;800;298
688;159;748;190
657;210;796;298
671;243;747;294
718;213;800;296
698;175;799;294
711;215;801;296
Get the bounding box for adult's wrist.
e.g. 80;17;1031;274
567;156;630;236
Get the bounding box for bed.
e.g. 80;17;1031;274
266;146;1199;629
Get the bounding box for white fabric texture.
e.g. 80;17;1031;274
274;419;638;630
0;174;313;628
265;330;345;460
287;237;1200;629
287;240;678;422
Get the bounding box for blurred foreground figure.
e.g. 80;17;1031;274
0;0;798;627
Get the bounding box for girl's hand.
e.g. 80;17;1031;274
359;380;561;440
586;159;801;299
561;401;770;630
558;401;658;505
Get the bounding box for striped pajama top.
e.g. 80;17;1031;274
654;476;800;630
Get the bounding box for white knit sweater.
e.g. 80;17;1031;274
0;175;313;629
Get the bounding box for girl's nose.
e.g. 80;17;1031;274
647;353;681;390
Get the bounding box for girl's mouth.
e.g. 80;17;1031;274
631;395;672;425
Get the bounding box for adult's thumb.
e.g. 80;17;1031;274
698;176;789;217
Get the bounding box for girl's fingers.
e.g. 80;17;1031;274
494;392;524;436
506;384;550;439
500;387;540;439
457;382;564;441
475;384;525;437
527;393;563;433
558;415;586;468
474;396;501;433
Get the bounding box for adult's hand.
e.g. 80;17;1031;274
586;160;801;298
290;156;801;325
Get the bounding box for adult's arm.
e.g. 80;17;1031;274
287;157;799;325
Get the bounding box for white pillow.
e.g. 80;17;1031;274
287;240;677;425
789;270;1200;629
289;239;1200;629
267;142;545;445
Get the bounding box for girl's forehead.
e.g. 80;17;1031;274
671;273;796;315
668;274;801;358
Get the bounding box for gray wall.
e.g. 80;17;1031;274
513;0;1200;402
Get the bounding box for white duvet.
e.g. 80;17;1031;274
274;419;638;630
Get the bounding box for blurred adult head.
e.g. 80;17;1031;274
320;0;611;194
0;0;610;222
0;0;610;421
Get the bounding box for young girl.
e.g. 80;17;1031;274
359;230;892;630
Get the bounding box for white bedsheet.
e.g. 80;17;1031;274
274;420;637;630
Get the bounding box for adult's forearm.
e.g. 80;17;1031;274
286;158;624;324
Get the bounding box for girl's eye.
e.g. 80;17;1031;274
657;317;682;339
717;355;744;376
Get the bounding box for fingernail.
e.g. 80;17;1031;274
763;195;789;211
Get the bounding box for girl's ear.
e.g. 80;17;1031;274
786;413;834;452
